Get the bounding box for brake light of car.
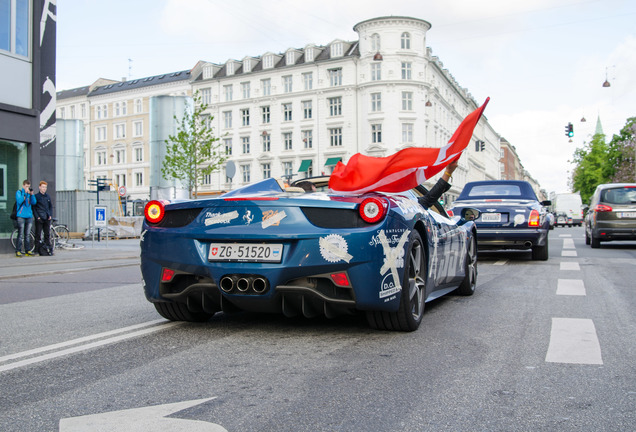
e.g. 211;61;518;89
447;209;454;217
359;197;388;223
595;204;612;212
145;200;167;224
330;272;350;287
161;268;176;282
528;209;541;227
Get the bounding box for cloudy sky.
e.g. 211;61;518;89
56;0;636;194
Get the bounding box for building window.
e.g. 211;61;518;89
96;150;107;165
135;172;143;187
115;148;126;164
224;138;232;155
59;107;65;118
223;111;232;129
263;55;273;69
133;120;143;137
1;0;30;57
261;106;270;123
371;93;381;112
243;59;251;73
241;82;250;99
302;100;312;119
283;103;292;121
223;84;233;101
202;173;211;185
302;72;313;90
328;97;342;117
135;99;142;113
115;173;126;187
283;161;293;178
134;147;143;162
402;123;413;143
402;92;413;111
241;164;251;183
305;48;314;62
114;101;127;116
329;68;342;87
96;105;108;119
262;133;271;152
372;124;382;143
331;42;343;57
329;128;342;146
262;163;271;179
114;123;126;139
241;109;250;126
401;32;411;49
371;63;381;81
302;130;313;149
242;136;250;154
371;33;380;52
96;126;106;142
201;88;211;104
81;103;87;118
283;75;293;93
261;78;271;96
70;106;75;119
401;62;412;80
286;51;295;65
227;62;235;75
283;132;292;150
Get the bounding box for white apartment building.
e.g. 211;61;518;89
56;16;505;206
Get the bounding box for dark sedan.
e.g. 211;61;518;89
449;180;552;260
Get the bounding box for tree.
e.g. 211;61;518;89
161;92;227;199
606;117;636;183
571;132;608;204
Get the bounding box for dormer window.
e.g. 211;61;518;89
331;42;343;57
263;55;273;69
286;51;295;66
243;59;251;73
305;48;314;62
227;62;235;75
371;34;381;52
203;65;214;79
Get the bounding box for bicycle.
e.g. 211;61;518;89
10;227;36;254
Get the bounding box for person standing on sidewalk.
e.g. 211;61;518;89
15;180;37;257
34;180;54;256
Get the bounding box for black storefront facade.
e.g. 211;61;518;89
0;1;56;253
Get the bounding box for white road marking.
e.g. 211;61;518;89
560;261;580;271
494;260;508;266
562;250;578;257
558;234;572;238
59;398;226;431
556;279;586;296
545;318;603;365
562;238;576;249
0;321;181;373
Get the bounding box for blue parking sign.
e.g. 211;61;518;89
94;206;107;227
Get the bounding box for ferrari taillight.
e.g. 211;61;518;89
145;200;167;224
595;204;612;212
359;197;388;224
528;209;540;227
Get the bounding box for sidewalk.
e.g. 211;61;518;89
0;238;141;279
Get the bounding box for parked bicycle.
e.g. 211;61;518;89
10;219;82;253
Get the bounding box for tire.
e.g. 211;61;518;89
10;229;36;253
585;228;591;245
154;301;214;322
455;235;477;296
591;233;601;249
531;236;549;261
54;225;70;242
366;230;427;332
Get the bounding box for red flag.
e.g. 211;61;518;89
329;97;490;194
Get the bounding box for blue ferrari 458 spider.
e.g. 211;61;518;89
140;177;479;331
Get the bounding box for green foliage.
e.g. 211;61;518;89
161;92;227;199
571;117;636;204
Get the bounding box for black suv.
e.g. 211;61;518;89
585;183;636;248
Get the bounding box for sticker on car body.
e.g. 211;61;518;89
378;229;410;296
262;210;286;228
205;211;239;226
319;234;353;263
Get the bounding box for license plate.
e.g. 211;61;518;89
618;212;636;218
208;243;283;262
481;213;502;222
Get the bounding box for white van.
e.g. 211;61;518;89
553;193;583;227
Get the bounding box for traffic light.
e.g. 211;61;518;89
564;122;574;137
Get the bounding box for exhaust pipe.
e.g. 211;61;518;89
252;277;267;294
524;241;533;248
236;277;250;292
220;276;235;293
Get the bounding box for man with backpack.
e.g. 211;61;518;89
14;179;37;257
34;180;54;256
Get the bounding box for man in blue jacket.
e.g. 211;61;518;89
15;179;37;257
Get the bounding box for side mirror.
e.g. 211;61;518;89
460;207;481;222
541;200;552;206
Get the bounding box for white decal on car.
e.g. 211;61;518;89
378;229;410;294
513;214;526;226
205;211;239;226
379;273;401;299
140;230;147;242
262;210;287;228
319;234;353;263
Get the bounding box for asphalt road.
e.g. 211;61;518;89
0;229;635;431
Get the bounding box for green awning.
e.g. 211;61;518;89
298;159;313;172
324;157;342;166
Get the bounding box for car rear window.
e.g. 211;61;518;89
467;184;522;197
601;187;636;204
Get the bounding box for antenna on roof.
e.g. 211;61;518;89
128;58;133;79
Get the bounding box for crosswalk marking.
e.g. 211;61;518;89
562;238;576;249
561;250;577;257
546;318;603;364
557;279;586;296
558;234;572;238
560;261;580;271
493;259;508;266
